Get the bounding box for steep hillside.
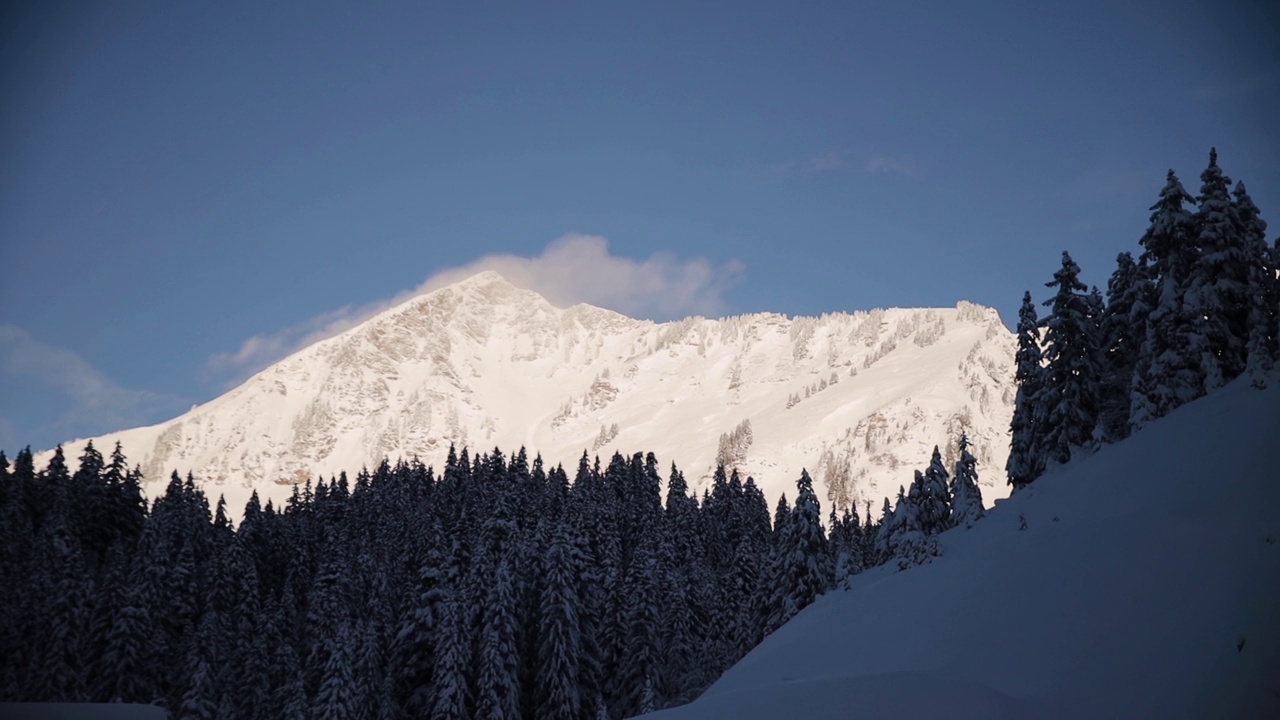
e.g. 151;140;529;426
646;378;1280;719
36;271;1015;516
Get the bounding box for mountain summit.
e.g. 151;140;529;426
40;272;1016;515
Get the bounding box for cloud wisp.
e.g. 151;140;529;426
0;324;182;449
864;154;916;177
752;150;847;181
206;234;745;382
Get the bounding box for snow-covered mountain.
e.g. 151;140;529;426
645;377;1280;719
39;271;1016;516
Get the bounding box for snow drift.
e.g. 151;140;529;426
646;377;1280;719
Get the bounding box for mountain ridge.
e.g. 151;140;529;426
34;271;1017;517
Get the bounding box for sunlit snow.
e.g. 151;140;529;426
37;271;1015;519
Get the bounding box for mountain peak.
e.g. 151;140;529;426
40;291;1017;524
453;269;512;288
432;270;550;312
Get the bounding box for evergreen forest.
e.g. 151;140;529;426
1;148;1275;720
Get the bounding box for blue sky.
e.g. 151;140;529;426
1;0;1277;452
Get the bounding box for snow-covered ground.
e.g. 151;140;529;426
646;377;1280;719
34;271;1015;519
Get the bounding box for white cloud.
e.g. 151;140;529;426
206;234;744;381
799;151;845;174
753;150;847;180
0;324;180;447
865;154;916;177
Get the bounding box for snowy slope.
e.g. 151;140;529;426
645;378;1280;719
35;271;1015;517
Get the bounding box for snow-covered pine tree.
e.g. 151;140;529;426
1039;251;1102;465
772;493;790;536
33;521;92;702
658;568;698;703
273;642;308;720
1097;252;1151;442
725;534;764;661
430;591;471;720
104;441;146;543
177;652;218;720
873;496;894;566
918;446;952;535
615;532;663;718
536;525;582;720
875;483;936;569
475;557;520;720
312;624;359;720
950;433;985;528
830;504;865;583
1186;148;1250;388
97;573;156;703
767;470;832;630
662;463;699;572
390;551;447;717
1006;291;1045;489
1233;180;1277;384
1131;169;1203;429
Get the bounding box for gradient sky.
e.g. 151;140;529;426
1;0;1277;452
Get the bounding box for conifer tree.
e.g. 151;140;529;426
178;653;218;720
1186;148;1250;387
767;471;831;630
660;569;700;701
312;624;359;720
1007;291;1045;489
476;557;521;720
1131;169;1202;428
1097;252;1151;441
97;576;155;703
430;592;471;720
1039;251;1101;464
876;485;934;569
1233;180;1277;383
918;446;952;535
275;644;309;720
950;433;985;528
536;525;582;720
33;521;92;702
772;493;790;535
615;533;663;718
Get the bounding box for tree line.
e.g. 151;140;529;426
0;430;983;719
9;148;1260;718
1006;148;1277;489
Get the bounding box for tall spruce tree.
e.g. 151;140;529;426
536;525;582;720
918;447;952;535
430;591;471;720
1007;291;1045;489
1186;148;1250;387
1097;252;1151;441
1039;252;1102;464
312;624;360;720
767;471;831;630
1131;169;1202;428
475;557;521;720
950;433;985;528
876;483;935;569
1233;180;1277;383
